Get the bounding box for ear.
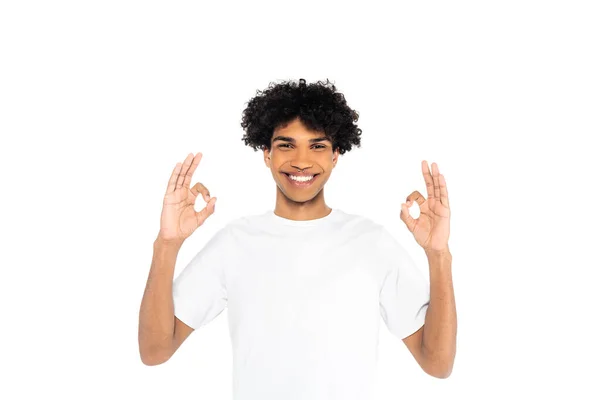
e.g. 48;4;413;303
332;148;339;167
263;146;271;168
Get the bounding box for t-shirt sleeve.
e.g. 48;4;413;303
172;225;230;330
377;225;430;340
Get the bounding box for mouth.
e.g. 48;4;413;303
282;172;320;188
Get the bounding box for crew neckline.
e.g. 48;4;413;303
269;208;338;227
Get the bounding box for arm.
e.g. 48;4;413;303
403;248;456;378
138;151;218;365
400;161;455;378
138;236;194;366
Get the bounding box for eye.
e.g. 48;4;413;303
277;143;327;149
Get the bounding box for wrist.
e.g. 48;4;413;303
424;246;452;259
154;234;184;250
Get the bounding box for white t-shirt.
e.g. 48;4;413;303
172;208;430;400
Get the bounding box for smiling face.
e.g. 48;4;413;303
264;117;339;205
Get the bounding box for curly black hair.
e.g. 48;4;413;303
240;78;362;155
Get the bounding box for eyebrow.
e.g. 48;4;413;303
272;135;331;144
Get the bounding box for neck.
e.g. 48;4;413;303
274;189;331;221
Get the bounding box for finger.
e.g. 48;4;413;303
432;162;441;201
183;152;202;189
167;162;183;193
406;190;426;208
190;182;211;201
421;160;435;200
195;197;217;227
176;153;194;189
400;201;417;232
439;173;450;208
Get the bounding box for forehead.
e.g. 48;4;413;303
272;119;329;142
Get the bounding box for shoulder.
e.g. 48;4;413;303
216;211;278;240
339;212;409;254
334;209;384;240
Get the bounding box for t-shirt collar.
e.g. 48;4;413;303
268;208;338;227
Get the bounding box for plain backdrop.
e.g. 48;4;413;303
1;1;599;399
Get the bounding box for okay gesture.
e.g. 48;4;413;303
400;161;451;254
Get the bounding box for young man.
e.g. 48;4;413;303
139;79;456;399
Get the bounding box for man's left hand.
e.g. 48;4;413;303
400;161;451;254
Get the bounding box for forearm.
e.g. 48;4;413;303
421;248;456;378
138;236;183;364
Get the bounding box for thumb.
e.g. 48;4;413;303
400;201;416;232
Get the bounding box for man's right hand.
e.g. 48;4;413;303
158;152;217;244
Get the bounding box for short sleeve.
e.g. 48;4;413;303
377;226;430;340
172;226;230;330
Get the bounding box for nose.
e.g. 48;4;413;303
290;163;313;171
289;147;314;171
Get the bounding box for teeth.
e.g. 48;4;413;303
289;174;314;182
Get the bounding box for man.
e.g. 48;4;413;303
138;78;456;399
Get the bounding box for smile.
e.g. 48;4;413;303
282;173;319;188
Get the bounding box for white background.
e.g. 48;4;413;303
1;0;599;399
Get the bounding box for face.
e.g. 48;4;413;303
264;117;339;203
